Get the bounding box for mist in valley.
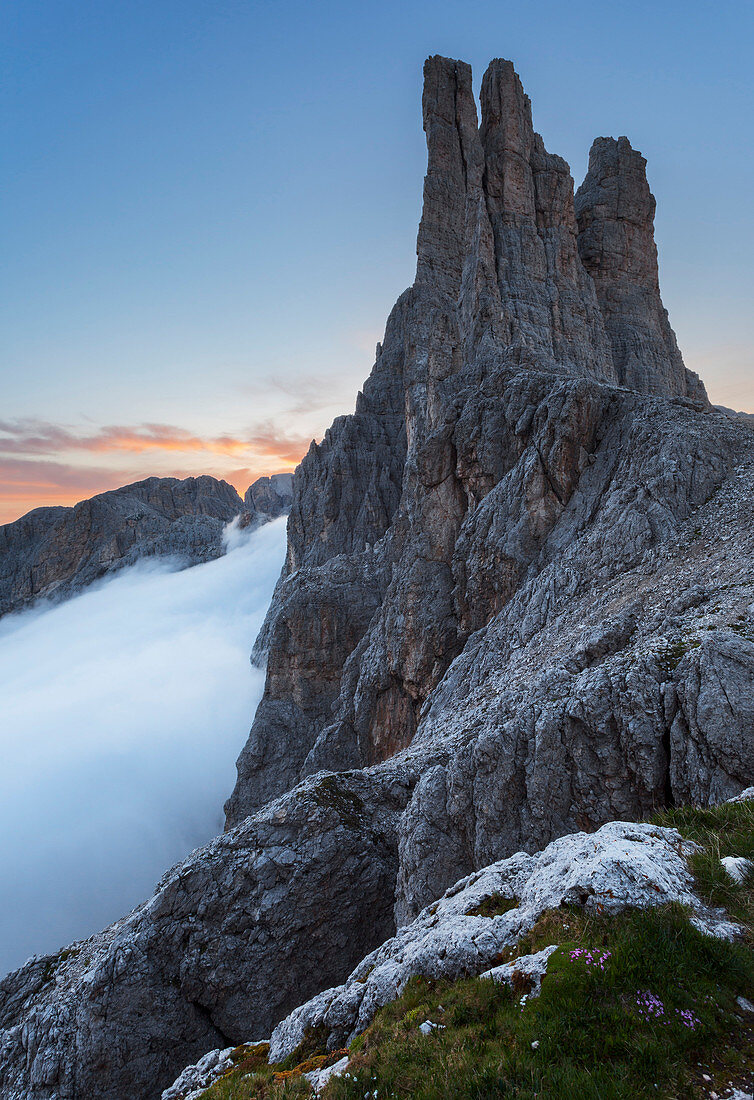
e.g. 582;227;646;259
0;517;287;977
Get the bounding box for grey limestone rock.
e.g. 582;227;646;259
575;135;706;401
243;473;293;518
225;57;728;831
0;770;410;1100
268;819;736;1061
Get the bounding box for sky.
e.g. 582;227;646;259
0;516;286;975
1;0;752;523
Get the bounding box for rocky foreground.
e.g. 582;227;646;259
1;55;753;1099
0;472;292;617
160;798;754;1099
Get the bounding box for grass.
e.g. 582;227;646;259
464;892;518;918
40;945;79;984
195;801;754;1099
656;636;701;673
323;904;754;1099
655;798;754;932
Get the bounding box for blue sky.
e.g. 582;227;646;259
1;0;752;520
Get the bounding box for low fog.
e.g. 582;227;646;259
0;517;287;977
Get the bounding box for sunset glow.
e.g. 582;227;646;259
0;421;309;524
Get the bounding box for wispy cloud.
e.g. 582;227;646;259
0;458;131;499
0;419;311;462
0;459;140;523
0;419;313;524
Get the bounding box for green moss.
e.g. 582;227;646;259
40;946;80;985
347;1032;365;1054
656;636;701;673
308;776;365;829
465;891;518;918
278;1024;330;1071
229;1043;271;1070
199;1032;339;1099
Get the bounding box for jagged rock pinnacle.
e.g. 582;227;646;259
575;135;707;400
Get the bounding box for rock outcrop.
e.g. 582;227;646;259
160;815;742;1098
0;770;409;1100
224;54;711;828
268;820;739;1061
574;135;704;399
244;473;294;517
2;54;753;1100
0;473;291;617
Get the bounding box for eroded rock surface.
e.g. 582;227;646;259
268;820;737;1060
0;771;409;1100
244;473;293;518
225;54;723;842
575;136;704;399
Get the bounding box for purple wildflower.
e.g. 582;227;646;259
636;990;666;1021
569;948;611;971
635;991;700;1030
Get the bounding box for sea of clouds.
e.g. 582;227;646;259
0;516;287;977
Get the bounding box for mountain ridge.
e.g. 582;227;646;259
0;472;293;618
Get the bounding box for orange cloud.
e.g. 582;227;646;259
0;459;136;525
0;420;313;525
0;419;311;462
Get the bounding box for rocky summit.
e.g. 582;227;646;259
0;472;292;618
1;56;753;1100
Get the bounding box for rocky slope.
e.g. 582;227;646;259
267;819;741;1063
1;55;753;1100
161;808;750;1098
0;473;292;618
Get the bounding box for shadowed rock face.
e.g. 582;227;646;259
574;136;704;399
3;56;753;1100
0;474;291;617
0;771;409;1100
244;473;293;517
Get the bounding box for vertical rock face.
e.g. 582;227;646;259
244;473;293;518
226;55;709;827
479;59;615;378
575;136;705;399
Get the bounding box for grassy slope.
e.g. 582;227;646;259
198;802;754;1100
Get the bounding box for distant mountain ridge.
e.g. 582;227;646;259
715;404;754;422
0;472;293;617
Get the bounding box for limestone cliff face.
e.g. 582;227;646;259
224;55;710;827
575;135;704;399
0;474;290;617
3;57;753;1100
243;473;293;517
